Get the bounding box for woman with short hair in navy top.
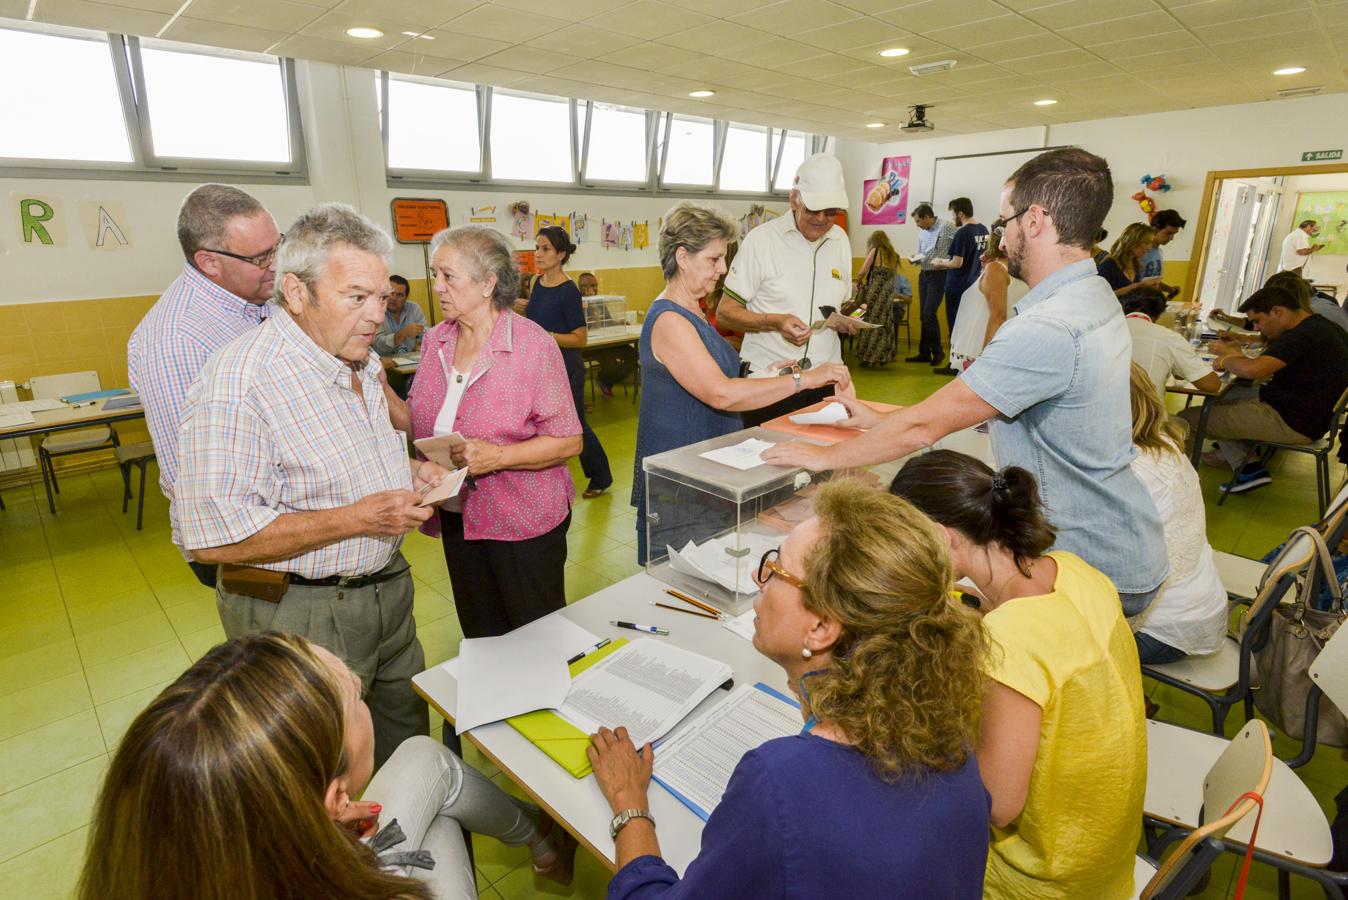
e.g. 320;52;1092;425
590;479;993;898
527;225;613;498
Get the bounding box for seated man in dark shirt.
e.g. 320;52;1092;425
1182;284;1348;493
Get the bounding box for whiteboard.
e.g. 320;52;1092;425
929;147;1069;225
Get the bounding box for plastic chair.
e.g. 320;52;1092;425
1134;720;1272;899
114;441;156;530
892;297;912;349
1141;532;1312;734
1280;615;1348;770
31;371;120;514
1217;386;1348;519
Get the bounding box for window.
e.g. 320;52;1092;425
490;91;572;183
581;102;648;183
662;115;713;186
0;26;132;162
774;132;807;192
720;123;767;193
386;77;480;173
138;42;290;162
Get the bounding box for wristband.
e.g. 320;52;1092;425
610;808;655;840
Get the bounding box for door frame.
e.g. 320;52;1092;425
1185;162;1348;304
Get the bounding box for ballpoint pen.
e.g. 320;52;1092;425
610;621;669;636
566;638;612;665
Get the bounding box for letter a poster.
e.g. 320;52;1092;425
861;155;910;226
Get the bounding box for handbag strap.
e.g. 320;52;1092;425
1226;791;1264;900
1298;525;1344;613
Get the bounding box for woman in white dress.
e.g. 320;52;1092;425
949;228;1012;371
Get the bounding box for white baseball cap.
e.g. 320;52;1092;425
792;153;848;211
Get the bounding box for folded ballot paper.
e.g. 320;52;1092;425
667;531;780;595
698;437;776;471
788;401;849;426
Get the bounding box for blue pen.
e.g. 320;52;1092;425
610;620;669;636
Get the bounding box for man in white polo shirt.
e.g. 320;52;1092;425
717;153;859;425
1278;219;1325;273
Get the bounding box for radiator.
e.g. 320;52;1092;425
0;380;38;472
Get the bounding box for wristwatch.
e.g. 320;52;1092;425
610;808;655;840
781;364;802;393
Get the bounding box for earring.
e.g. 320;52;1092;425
801;643;812;659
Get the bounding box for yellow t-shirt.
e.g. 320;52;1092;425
982;551;1147;900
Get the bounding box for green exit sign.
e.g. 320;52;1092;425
1302;149;1343;162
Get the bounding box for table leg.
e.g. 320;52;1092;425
1190;397;1214;467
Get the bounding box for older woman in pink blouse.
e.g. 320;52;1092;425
402;226;582;638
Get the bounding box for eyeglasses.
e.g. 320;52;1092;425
756;548;805;589
204;234;284;270
803;206;843;219
991;208;1031;231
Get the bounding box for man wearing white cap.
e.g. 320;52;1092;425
717;153;859;425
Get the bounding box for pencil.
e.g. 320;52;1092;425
651;601;720;620
665;588;723;618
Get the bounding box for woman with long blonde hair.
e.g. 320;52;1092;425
79;633;574;900
589;479;992;898
1098;222;1160;297
1126;362;1228;664
848;229;902;366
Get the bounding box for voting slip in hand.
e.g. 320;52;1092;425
788;401;849;426
416;467;469;507
413;433;467;469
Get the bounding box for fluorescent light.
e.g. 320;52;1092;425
866;122;885;128
689;90;715;98
879;47;910;58
346;26;383;39
1273;66;1306;76
1033;99;1058;106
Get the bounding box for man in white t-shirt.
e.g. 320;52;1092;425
718;153;857;425
1278;220;1325;272
1122;288;1221;397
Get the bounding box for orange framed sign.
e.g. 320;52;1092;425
391;198;449;244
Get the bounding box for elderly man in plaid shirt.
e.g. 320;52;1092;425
174;203;450;767
128;184;280;588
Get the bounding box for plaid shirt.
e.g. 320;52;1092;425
174;309;412;579
128;263;268;501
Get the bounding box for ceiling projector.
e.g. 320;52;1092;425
901;105;934;133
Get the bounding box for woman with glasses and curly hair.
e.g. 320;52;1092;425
890;450;1146;900
79;632;575;900
588;479;992;898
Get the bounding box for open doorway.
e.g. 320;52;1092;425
1185;162;1348;314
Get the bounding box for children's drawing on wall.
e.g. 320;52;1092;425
510;201;532;241
535;212;569;234
78;200;131;250
572;213;589;243
602;220;620;249
633;221;649;249
467;205;497;224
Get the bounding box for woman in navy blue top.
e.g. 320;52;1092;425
590;480;992;898
631;202;851;563
527;225;613;497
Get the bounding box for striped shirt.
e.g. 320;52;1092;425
128;263;268;501
174;309;412;579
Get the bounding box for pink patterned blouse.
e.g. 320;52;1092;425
409;311;580;541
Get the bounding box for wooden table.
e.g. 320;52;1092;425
1165;378;1233;466
0;396;145;512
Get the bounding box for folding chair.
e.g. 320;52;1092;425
1134;720;1272;899
31;371;121;514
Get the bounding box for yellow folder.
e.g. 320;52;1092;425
505;638;628;778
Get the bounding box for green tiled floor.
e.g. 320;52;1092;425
0;360;1344;898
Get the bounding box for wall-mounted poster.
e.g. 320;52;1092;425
1293;191;1348;256
861;155;910;226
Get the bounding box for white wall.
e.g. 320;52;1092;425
0;62;785;306
836;92;1348;263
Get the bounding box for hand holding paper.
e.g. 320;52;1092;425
416;467;469;507
413;433;467;469
789;401;850;426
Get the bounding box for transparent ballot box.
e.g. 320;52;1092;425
642;427;828;616
583;294;627;335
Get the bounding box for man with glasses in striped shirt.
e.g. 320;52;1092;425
128;184;281;587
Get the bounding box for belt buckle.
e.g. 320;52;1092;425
335;574;359;589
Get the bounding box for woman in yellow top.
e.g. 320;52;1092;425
889;449;1146;900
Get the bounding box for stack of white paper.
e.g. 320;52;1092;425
454;615;599;734
666;531;779;595
0;408;35;428
554;639;734;748
698;437;776;471
7;399;62;412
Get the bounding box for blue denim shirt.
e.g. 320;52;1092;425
961;258;1168;595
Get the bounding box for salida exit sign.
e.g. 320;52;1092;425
1302;149;1344;162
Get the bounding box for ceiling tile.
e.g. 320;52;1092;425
835;34;953;63
34;0;170;36
1167;0;1307;27
663;0;773;15
606;42;704;71
476;45;577;73
360;48;467;75
1109;46;1218;71
789;54;878;77
524;23;641;56
591;0;712;38
334;0;481;27
926;15;1047;50
162;18;292;52
967;32;1072;61
1205;31;1331;63
659;19;779;53
730;0;861;37
443;5;568;43
1192;14;1316;45
1022;0;1165;30
1002;56;1120;78
300;10;429;49
989;46;1100;70
1056;10;1182;45
399;29;509;61
872;0;1012;33
271;33;378;64
495;0;628;14
180;0;327;31
795;16;911;51
437;61;534;86
1091;29;1198;58
734;35;829;66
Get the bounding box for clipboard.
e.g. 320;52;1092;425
505;638;629;778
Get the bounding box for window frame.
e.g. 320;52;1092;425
576;100;657;188
0;24;308;183
380;71;488;181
